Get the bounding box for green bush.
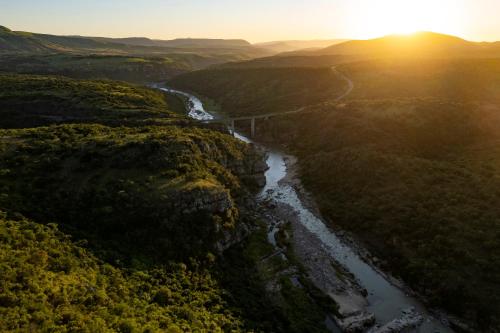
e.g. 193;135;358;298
0;213;245;332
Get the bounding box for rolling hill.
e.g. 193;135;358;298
299;32;500;59
254;39;347;54
0;25;270;59
0;25;276;82
168;67;349;117
339;58;500;102
92;36;253;49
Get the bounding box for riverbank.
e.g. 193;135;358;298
257;147;444;332
281;152;479;333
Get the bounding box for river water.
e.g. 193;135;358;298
162;87;454;333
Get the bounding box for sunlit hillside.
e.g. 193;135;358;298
296;32;500;58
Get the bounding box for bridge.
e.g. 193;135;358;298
208;68;354;138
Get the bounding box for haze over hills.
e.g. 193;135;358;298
212;31;500;70
254;39;347;54
91;36;254;49
0;25;274;82
305;31;500;58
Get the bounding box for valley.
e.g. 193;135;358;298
159;85;456;332
1;15;500;333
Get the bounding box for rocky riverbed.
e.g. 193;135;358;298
256;147;454;333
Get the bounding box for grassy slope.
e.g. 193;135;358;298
169;67;348;117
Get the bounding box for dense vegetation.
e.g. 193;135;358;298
0;123;262;262
169;67;348;116
0;73;336;331
0;54;191;82
216;54;358;69
0;53;263;83
0;213;245;332
255;99;500;330
0;73;186;128
341;58;500;102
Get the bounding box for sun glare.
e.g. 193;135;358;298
347;0;465;39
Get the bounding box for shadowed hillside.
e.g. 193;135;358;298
0;73;185;128
254;39;347;54
340;58;500;102
252;99;500;331
169;67;349;117
0;53;244;83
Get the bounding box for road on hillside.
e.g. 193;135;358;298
224;67;354;122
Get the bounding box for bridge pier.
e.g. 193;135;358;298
251;118;255;138
230;119;235;135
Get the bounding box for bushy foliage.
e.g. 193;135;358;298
0;72;331;332
0;54;191;83
0;73;184;128
169;67;348;117
341;58;500;102
0;213;246;332
0;123;257;262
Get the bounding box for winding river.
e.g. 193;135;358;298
160;86;454;333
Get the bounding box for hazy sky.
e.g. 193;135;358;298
1;0;499;42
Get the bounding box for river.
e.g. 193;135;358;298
160;86;454;333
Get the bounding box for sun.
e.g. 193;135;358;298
347;0;465;39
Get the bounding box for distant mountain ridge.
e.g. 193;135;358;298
254;39;347;53
306;31;500;58
91;36;252;49
0;25;269;57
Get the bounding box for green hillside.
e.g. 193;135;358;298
0;73;336;332
340;58;500;102
216;54;359;69
0;25;272;83
0;25;268;59
0;213;245;332
0;74;265;262
253;99;500;330
0;54;192;82
0;73;184;128
169;67;349;117
0;123;266;262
